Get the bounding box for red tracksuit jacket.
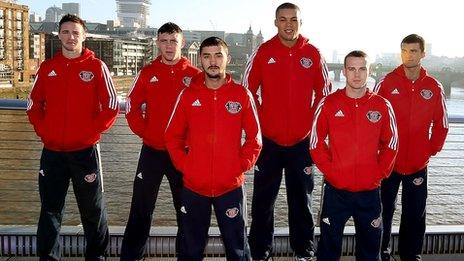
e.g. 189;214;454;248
374;65;449;174
310;89;398;192
242;35;331;146
27;48;118;151
125;56;201;149
165;74;262;197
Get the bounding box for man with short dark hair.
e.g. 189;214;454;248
121;22;201;260
311;51;398;261
27;14;118;261
375;34;449;261
165;36;262;260
243;2;331;260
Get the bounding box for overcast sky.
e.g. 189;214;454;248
20;0;464;60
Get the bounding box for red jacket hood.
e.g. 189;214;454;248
190;73;234;92
392;64;428;81
54;48;95;63
270;34;309;50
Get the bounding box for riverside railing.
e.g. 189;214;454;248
1;99;464;259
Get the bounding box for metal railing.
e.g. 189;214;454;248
1;98;464;258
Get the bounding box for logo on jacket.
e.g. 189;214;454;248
335;110;345;117
413;177;424;186
391;88;400;95
322;217;330;225
182;76;192;87
303;166;312;175
39;169;45;176
371;217;382;228
137;172;143;179
149;75;159;83
420;89;433;100
267;57;276;64
366;111;382;123
180;206;187;214
192;99;202;107
48;70;57;77
84;173;97;183
225;207;239;218
225;101;242;114
300;57;313;69
79;71;94;82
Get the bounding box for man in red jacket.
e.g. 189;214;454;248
165;37;262;260
242;2;331;260
310;50;398;260
26;14;118;260
374;34;449;261
121;22;201;260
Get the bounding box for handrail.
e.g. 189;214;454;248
1;98;463;122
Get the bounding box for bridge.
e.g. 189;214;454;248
327;63;464;97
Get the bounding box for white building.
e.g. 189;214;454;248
116;0;150;28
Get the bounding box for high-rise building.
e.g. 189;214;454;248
45;6;64;22
62;3;80;17
0;0;31;87
29;12;42;22
116;0;151;28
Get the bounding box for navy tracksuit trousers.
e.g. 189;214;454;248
317;183;382;261
249;137;315;259
121;144;183;261
178;186;250;261
37;145;109;261
381;168;427;261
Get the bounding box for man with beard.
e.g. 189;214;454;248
165;37;262;260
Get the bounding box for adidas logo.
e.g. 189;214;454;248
391;88;399;95
48;70;57;77
136;172;143;179
267;57;276;64
192;99;202;107
150;75;158;83
335;110;344;117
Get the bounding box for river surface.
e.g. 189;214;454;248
0;83;463;227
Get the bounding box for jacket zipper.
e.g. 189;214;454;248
354;100;359;188
211;90;218;196
405;81;415;172
286;51;293;143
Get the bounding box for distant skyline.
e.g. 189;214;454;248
18;0;464;59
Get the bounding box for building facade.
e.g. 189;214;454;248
44;6;64;22
0;1;30;87
62;2;80;17
116;0;151;28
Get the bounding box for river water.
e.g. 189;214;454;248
0;82;463;227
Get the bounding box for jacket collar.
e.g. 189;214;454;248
55;48;94;63
393;64;428;81
191;73;234;92
270;34;308;50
